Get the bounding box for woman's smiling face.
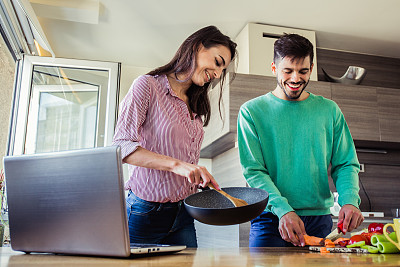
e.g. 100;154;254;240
191;44;232;87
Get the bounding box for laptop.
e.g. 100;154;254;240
3;146;186;257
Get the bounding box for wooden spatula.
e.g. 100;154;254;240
208;184;248;207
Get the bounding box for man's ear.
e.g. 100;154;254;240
271;62;277;75
310;63;314;73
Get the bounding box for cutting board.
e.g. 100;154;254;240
309;246;368;253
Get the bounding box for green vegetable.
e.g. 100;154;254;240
370;232;398;246
347;240;365;248
376;241;400;254
361;245;379;254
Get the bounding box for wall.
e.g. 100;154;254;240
119;64;152;102
0;36;16;170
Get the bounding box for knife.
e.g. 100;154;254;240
325;221;344;241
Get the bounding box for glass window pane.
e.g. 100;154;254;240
24;65;108;154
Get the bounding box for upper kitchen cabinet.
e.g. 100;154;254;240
331;83;380;142
235;23;318;81
377;87;400;142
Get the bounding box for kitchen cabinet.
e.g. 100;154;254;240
331;83;380;141
377;87;400;142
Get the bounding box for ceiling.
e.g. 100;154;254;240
33;0;400;69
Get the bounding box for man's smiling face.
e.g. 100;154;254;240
272;56;314;101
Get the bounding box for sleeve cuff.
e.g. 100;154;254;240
338;193;361;208
112;140;140;160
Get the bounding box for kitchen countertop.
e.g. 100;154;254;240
1;246;400;266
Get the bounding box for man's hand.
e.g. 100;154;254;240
279;211;306;246
338;204;364;233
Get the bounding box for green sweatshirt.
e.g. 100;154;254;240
237;92;361;219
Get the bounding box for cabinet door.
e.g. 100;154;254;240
377;87;400;142
331;84;380;141
307;80;331;99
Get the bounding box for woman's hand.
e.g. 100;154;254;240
171;160;220;190
124;146;220;189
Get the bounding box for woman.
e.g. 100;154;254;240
112;25;237;247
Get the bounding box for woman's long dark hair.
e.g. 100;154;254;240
147;25;237;126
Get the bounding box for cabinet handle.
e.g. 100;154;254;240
356;148;387;154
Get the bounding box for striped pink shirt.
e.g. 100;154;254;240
112;74;204;203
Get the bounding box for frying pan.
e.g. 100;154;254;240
184;187;269;225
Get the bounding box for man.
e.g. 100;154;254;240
237;33;364;247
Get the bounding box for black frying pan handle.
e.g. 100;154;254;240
199;186;211;191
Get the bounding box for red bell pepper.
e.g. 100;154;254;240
348;234;370;246
368;223;384;234
338;239;350;247
337;221;344;233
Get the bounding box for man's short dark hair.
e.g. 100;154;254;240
273;33;314;65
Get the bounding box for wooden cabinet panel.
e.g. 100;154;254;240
229;74;276;134
358;164;400;217
377;87;400;142
307;80;331;99
331;84;380;141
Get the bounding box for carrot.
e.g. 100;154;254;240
324;239;335;248
320;247;330;253
304;234;324;246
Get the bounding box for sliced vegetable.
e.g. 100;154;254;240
304;234;324;246
347;240;365;248
360;232;375;245
361;245;379;254
320;247;330;253
324;239;335;248
371;232;398;246
377;241;400;254
337;239;350;247
334;237;350;245
349;234;370;245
